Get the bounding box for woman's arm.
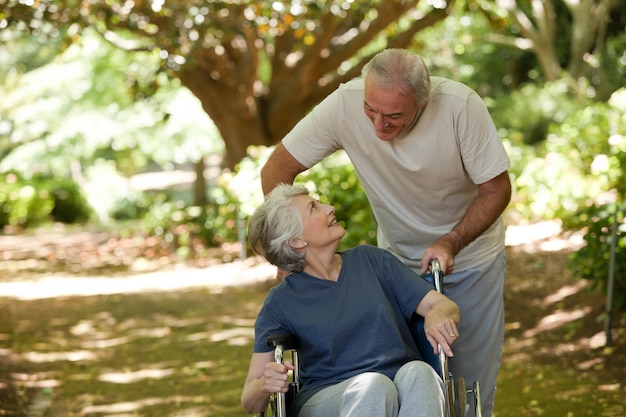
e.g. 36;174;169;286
241;351;294;414
415;290;460;357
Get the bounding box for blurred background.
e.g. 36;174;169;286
0;1;625;416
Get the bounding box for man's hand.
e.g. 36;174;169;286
420;235;456;275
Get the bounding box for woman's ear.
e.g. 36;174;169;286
289;237;307;249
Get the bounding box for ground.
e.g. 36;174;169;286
0;223;624;416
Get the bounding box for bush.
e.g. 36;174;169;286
564;202;625;309
134;185;241;260
0;172;92;229
0;172;54;228
49;178;92;223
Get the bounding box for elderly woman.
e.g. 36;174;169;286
241;184;460;417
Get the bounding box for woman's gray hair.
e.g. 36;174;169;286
362;48;431;105
247;183;309;272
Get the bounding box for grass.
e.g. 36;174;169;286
1;248;624;417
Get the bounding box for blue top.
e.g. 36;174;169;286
253;245;434;415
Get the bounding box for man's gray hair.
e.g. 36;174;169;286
362;48;431;104
248;183;309;272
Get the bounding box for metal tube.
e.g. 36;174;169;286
274;344;287;417
605;205;618;346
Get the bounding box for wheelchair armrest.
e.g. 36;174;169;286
267;333;297;350
410;264;445;374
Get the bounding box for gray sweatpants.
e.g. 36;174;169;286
433;250;506;417
297;361;445;417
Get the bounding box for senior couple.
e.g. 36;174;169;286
241;48;511;417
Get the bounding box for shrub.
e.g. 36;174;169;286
564;202;625;309
49;178;92;223
0;172;92;229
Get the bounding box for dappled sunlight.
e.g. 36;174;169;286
4;372;59;389
577;357;605;370
504;220;584;253
79;336;132;349
209;327;254;346
523;307;592;338
129;326;173;338
151;315;207;328
599;383;621;392
21;350;98;363
0;257;276;300
79;395;209;415
542;280;587;305
99;367;175;383
217;316;256;327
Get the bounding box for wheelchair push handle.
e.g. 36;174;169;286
430;258;444;294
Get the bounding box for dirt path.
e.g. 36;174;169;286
0;222;624;417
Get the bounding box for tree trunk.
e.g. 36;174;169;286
178;1;456;169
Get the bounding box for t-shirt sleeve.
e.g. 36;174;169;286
458;91;511;184
253;291;291;353
369;246;434;319
282;87;345;168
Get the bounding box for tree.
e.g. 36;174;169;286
1;0;457;168
476;0;623;86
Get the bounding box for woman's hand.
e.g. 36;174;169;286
262;360;294;393
424;309;459;357
416;291;460;357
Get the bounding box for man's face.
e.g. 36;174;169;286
363;76;420;141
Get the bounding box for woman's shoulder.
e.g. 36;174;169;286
341;244;393;260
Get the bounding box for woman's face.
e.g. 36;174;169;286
291;194;345;248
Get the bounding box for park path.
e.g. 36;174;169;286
0;220;579;301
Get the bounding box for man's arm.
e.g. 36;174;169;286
261;143;309;195
421;170;512;274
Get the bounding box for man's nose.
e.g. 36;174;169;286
373;113;389;130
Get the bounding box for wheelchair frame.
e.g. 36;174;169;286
259;259;482;417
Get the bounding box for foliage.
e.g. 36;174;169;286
411;6;532;96
105;146;375;260
1;0;459;167
0;28;222;179
48;177;92;224
227;147;376;250
564;201;626;309
559;89;626;308
0;171;91;228
133;187;240;261
491;83;626;223
109;189;160;221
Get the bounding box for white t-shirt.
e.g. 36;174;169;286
282;77;510;272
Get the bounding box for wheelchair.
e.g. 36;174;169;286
259;260;482;417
